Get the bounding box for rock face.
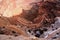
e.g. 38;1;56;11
0;0;43;17
0;0;60;40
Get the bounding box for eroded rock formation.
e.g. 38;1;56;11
0;0;60;40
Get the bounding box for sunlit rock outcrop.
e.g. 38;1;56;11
0;0;41;17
